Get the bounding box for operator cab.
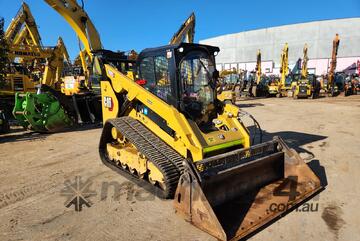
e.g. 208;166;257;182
136;43;221;126
91;49;136;86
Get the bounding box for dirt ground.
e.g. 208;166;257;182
0;95;359;241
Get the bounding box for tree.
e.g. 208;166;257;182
0;17;8;86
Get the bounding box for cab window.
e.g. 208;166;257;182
154;56;171;101
139;57;156;89
139;55;171;102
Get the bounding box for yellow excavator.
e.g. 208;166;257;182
0;2;70;120
268;43;292;97
290;44;319;99
291;44;315;99
218;50;268;102
10;1;106;132
0;18;10;133
45;1;323;240
169;13;195;45
326;34;340;97
1;2;43;104
249;49;269;97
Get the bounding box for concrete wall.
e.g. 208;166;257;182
200;18;360;75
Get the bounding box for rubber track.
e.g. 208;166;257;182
100;116;185;198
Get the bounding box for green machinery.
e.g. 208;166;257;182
13;92;73;132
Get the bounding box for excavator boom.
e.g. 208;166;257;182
169;12;195;45
301;44;308;79
44;0;102;59
11;1;101;133
5;2;42;46
280;43;289;86
328;34;340;87
256;49;261;85
42;36;70;87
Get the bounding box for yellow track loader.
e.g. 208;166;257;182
98;44;322;240
44;1;323;240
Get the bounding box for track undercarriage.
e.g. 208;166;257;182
99;116;185;198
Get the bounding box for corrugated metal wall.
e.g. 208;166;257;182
200;18;360;75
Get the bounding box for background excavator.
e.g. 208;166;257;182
0;18;10;133
12;36;77;132
268;43;292;97
169;12;195;45
2;2;70;92
249;49;269;97
217;68;241;103
290;44;319;99
45;1;323;240
325;34;340;97
0;2;50;118
0;2;78;131
9;1;104;132
216;52;269;103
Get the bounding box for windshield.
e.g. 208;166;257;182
180;51;216;124
180;51;215;105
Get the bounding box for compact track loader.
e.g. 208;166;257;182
42;1;322;239
98;43;322;240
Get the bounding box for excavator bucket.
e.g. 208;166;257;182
174;136;322;241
